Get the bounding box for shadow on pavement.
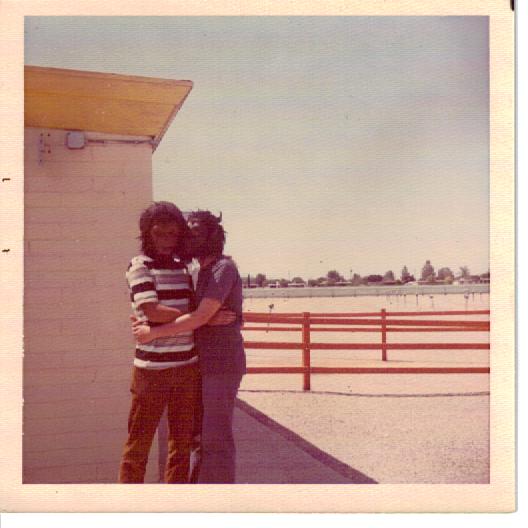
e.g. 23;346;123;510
234;398;377;484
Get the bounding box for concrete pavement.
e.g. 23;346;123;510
234;399;376;484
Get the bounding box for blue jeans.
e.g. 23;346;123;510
195;371;243;484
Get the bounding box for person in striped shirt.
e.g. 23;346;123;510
118;201;232;484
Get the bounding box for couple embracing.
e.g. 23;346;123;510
118;201;246;484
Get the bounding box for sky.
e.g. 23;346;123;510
25;16;489;280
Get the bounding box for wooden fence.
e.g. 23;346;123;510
241;310;490;390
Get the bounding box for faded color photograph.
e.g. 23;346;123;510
23;16;490;486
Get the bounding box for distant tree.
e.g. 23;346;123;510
255;273;267;287
366;274;383;283
360;276;370;285
421;260;435;281
437;267;454;281
401;265;411;283
292;276;305;284
278;278;289;288
327;270;344;282
307;279;318;287
351;273;362;286
480;271;490;279
316;276;327;285
383;270;395;282
459;266;471;279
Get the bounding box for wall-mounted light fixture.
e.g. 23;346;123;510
66;131;86;149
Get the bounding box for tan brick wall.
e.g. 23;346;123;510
24;127;158;484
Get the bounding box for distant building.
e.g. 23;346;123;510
456;276;482;284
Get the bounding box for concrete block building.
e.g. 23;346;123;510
23;66;193;483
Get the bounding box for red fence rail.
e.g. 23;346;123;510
241;309;490;390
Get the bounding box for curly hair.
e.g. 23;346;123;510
138;201;189;258
187;210;226;258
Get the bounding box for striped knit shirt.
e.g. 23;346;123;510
126;254;196;369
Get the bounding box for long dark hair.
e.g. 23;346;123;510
187;210;226;258
138;201;188;258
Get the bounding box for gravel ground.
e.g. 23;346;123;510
237;374;489;484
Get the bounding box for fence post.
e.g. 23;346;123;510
302;311;311;391
381;308;387;361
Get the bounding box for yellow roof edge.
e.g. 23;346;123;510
25;65;194;151
152;87;192;152
24;65;194;89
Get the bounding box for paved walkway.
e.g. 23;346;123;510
234;399;376;484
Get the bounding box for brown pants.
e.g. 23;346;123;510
119;362;201;483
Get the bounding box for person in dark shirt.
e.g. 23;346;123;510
133;210;246;483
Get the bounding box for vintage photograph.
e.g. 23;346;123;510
0;2;515;514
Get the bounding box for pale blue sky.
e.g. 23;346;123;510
25;16;489;280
